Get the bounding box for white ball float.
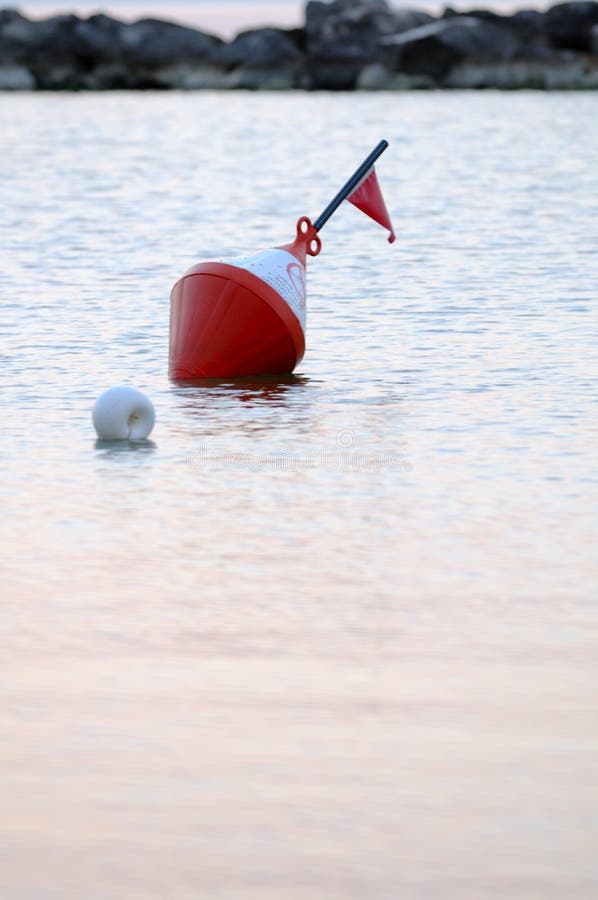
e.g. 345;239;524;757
92;386;155;441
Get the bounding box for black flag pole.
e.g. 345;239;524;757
313;139;389;233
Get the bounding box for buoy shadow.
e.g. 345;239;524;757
94;438;157;455
171;373;311;407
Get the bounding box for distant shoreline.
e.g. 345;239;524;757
1;1;597;90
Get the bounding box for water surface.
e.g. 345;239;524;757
1;91;597;899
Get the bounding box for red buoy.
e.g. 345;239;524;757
169;141;395;381
169;218;321;380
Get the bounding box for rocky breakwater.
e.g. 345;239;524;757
1;1;597;91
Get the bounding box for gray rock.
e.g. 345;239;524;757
381;23;459;79
390;8;437;33
78;62;133;90
0;11;77;66
117;18;222;68
0;9;224;88
464;9;552;50
0;62;35;89
543;55;598;83
0;10;120;89
356;62;434;88
444;17;521;58
306;0;431;53
445;59;543;87
0;8;35;60
381;17;522;81
215;27;302;70
355;61;395;88
150;63;230;90
0;11;83;89
73;14;127;66
223;66;302;89
305;0;433;88
80;61;195;90
446;56;598;87
545;2;598;51
1;3;597;91
508;8;549;40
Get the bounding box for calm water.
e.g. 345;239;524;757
1;91;597;899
